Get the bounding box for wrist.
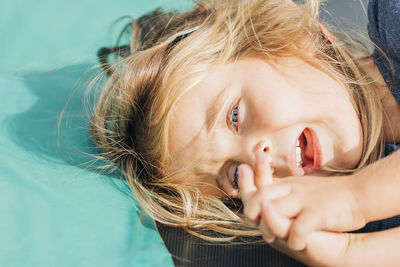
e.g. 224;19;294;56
303;231;357;267
338;232;369;267
345;174;368;229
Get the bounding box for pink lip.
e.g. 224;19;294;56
302;127;322;174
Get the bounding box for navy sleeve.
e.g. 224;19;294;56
368;0;400;103
355;215;400;233
358;0;400;233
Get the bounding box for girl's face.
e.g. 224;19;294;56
169;57;363;197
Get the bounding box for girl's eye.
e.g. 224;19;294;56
233;166;239;189
228;164;239;190
229;101;240;131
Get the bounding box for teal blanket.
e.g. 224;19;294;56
0;0;189;266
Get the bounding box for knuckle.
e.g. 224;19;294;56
259;187;272;200
274;227;287;239
292;223;307;239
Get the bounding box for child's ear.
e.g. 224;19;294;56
319;23;334;45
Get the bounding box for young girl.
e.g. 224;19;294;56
91;0;400;265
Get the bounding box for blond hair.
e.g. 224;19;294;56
90;0;384;241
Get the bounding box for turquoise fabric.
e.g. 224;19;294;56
0;0;189;266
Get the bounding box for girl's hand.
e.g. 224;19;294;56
238;155;366;251
260;199;363;267
238;157;360;266
238;153;292;242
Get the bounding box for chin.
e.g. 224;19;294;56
320;157;360;175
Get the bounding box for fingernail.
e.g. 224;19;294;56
264;236;275;243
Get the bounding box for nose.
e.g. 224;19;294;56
239;136;272;166
240;137;275;183
254;140;272;155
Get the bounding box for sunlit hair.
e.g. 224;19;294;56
90;0;385;240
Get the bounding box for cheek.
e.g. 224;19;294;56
336;121;363;168
318;108;363;169
251;91;304;128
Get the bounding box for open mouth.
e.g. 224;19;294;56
296;128;322;174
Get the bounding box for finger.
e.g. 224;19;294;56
270;194;301;218
242;193;263;226
260;220;276;244
258;214;276;243
262;235;276;244
238;164;261;225
241;185;292;226
261;200;291;239
260;184;292;201
237;164;257;200
254;151;273;188
288;210;319;251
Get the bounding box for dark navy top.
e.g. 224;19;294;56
369;0;400;157
368;0;400;104
357;0;400;233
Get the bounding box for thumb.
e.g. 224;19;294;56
238;164;257;202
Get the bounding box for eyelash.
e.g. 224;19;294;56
228;100;240;131
232;166;239;189
225;162;240;190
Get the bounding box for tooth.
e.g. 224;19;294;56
296;146;302;167
296;146;301;157
296;139;300;147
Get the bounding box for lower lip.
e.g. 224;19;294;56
303;128;322;174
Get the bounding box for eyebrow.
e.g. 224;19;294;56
205;85;233;134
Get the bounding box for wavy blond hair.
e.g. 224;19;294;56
90;0;384;240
